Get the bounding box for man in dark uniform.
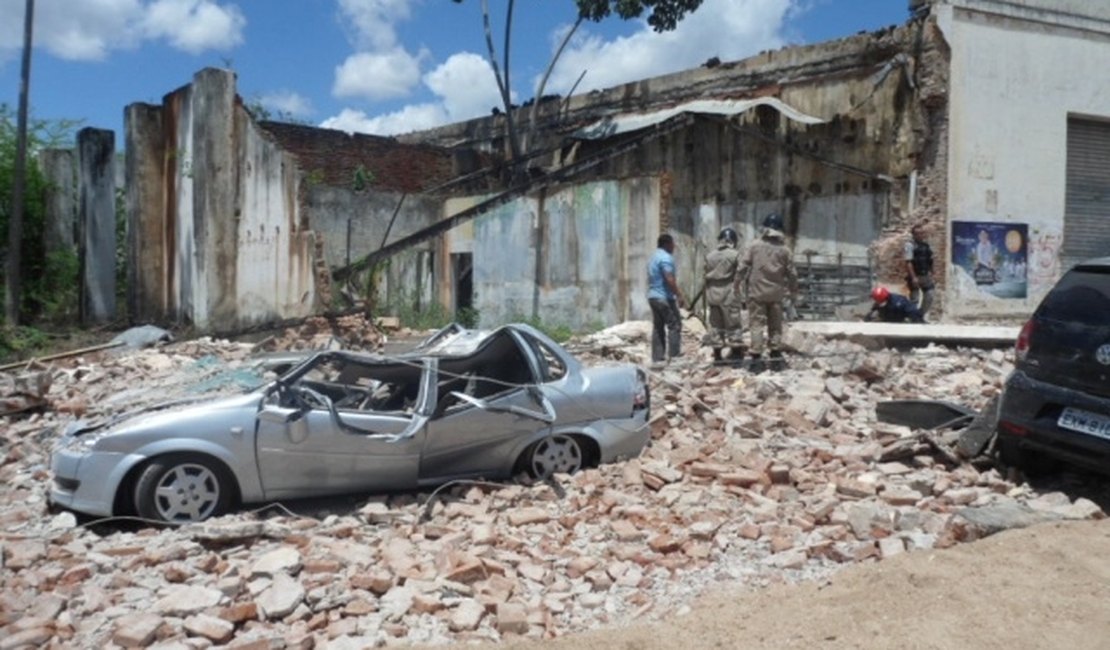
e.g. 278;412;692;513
904;224;935;316
865;287;925;323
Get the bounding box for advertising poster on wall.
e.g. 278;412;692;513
951;221;1028;299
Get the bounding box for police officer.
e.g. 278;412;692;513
865;286;925;323
904;224;935;316
703;227;744;361
738;214;798;373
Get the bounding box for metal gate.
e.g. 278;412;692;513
1064;118;1110;270
795;252;872;320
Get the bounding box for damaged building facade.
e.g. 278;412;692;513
41;0;1110;332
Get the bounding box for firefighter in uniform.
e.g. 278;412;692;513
703;227;744;361
738;214;798;373
904;224;935;316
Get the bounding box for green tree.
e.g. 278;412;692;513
452;0;706;167
0;104;82;323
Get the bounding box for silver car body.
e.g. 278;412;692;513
50;324;650;519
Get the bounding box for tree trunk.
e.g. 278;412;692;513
5;0;35;325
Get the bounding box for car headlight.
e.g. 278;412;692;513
62;434;102;452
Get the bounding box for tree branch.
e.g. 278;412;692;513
523;15;583;155
480;0;521;164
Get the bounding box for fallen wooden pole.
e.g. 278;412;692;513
0;341;125;372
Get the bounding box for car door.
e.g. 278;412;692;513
419;331;553;481
254;359;434;500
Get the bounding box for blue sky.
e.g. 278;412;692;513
0;0;909;142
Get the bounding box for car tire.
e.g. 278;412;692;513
525;434;584;479
134;454;233;524
996;437;1056;478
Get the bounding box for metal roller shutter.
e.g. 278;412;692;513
1064;118;1110;270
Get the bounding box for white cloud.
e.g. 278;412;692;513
320;104;446;136
333;47;426;101
322;51;505;136
544;0;794;94
337;0;414;50
322;0;797;138
424;52;503;121
0;0;244;61
260;91;314;118
141;0;246;54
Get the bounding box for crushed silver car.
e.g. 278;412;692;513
50;324;651;523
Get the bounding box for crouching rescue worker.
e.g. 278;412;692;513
703;226;744;361
738;214;798;373
865;286;925;323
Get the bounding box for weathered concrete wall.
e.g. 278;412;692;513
125;68;317;331
938;1;1110;317
442;178;660;329
125;103;166;322
307;187;442;270
304;185;444;312
38;149;77;258
77;128;116;324
234;111;317;323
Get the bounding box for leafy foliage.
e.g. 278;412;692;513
0;104;83;324
575;0;706;31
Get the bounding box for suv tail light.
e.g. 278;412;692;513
1015;319;1034;361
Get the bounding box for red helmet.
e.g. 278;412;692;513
871;287;891;303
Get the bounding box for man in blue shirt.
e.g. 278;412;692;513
647;234;687;364
865;286;925;323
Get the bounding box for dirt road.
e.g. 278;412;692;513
468;520;1110;650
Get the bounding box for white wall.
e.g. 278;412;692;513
940;1;1110;317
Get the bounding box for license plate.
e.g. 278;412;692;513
1058;407;1110;441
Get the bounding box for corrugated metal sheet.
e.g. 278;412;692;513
1064;118;1110;270
573;97;825;140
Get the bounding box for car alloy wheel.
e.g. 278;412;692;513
135;455;231;523
529;435;583;478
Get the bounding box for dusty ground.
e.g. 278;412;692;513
471;519;1110;650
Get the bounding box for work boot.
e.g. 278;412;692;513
712;347;723;362
769;350;786;372
748;353;765;374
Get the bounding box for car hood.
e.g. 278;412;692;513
66;392;265;438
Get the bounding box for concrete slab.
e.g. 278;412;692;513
791;321;1020;346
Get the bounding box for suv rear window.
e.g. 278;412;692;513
1037;268;1110;327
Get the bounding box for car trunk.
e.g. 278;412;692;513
1026;267;1110;399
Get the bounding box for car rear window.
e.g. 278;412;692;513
1037;268;1110;327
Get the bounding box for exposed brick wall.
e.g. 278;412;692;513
257;122;468;194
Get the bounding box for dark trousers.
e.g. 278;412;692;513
649;298;682;362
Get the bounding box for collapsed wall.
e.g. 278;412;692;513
403;13;953;317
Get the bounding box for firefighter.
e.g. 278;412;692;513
703;226;744;361
738;214;798;373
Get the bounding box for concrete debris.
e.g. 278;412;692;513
0;320;1103;647
110;325;174;349
0;371;51;416
254;314;384;353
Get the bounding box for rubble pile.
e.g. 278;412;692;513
0;324;1104;648
256;314;385;353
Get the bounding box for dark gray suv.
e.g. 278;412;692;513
997;258;1110;474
